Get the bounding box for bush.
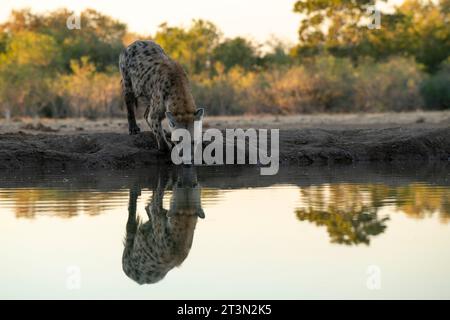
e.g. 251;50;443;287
421;67;450;110
304;55;356;112
190;55;426;114
354;57;425;111
55;57;123;118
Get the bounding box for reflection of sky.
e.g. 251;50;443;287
0;184;450;299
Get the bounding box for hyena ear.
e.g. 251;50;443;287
194;108;204;121
197;208;205;219
165;111;177;128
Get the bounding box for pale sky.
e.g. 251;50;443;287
0;0;300;44
0;0;405;44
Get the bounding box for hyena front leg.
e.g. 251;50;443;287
148;171;169;214
145;172;169;240
147;109;173;153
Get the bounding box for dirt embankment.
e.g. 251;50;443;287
0;127;449;170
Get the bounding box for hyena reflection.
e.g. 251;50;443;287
122;167;204;284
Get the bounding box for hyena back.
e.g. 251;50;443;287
119;40;204;151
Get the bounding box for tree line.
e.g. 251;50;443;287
0;0;448;119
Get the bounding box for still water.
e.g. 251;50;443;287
0;164;449;299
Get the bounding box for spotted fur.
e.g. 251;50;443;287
119;40;198;151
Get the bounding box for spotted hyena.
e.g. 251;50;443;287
119;40;204;152
122;166;204;284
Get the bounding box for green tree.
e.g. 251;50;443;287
361;0;450;72
293;0;381;59
396;0;450;72
154;19;220;74
212;37;258;71
293;0;449;72
0;8;127;71
0;31;60;116
260;38;293;68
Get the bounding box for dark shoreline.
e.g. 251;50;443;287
0;162;449;190
0;128;449;170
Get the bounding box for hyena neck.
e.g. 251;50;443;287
167;214;197;265
165;62;196;123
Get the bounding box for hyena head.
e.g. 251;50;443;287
166;108;204;140
170;165;205;219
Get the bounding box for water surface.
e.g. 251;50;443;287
0;164;449;299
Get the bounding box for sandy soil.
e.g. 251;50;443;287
0;111;449;170
1;110;449;134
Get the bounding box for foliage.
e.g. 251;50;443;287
293;0;378;58
353;56;425;111
0;31;60;116
293;0;450;72
421;64;450;109
0;5;448;118
0;8;127;71
295;182;450;245
193;55;425;115
55;58;122;118
154;20;220;74
212;37;259;72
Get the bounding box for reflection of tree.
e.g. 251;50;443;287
0;189;127;219
393;184;450;223
1;181;448;231
0;184;222;219
297;207;388;246
296;185;389;245
296;183;450;245
201;188;223;205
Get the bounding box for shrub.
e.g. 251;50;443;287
354;57;425;111
304;55;356;112
420;66;450;110
56;57;123;118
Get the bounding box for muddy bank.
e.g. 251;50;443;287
0;128;449;170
